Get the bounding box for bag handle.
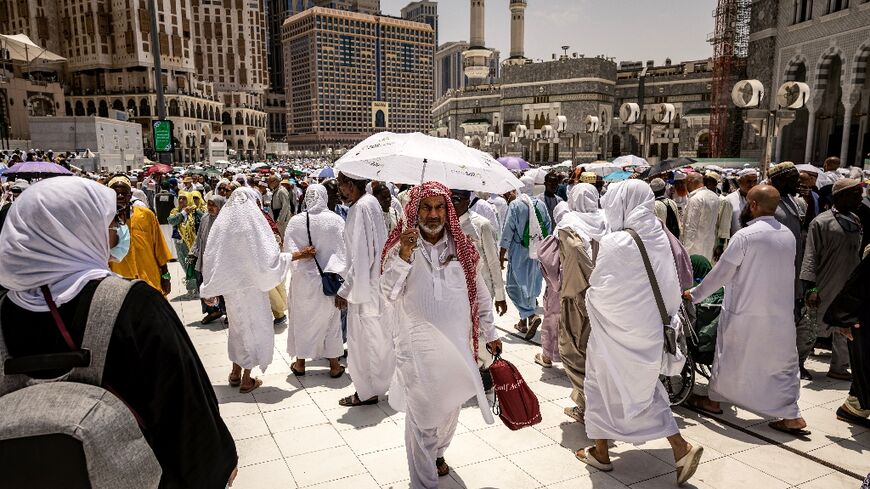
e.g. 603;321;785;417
625;229;669;327
305;212;326;278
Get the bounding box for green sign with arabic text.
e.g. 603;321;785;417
153;120;174;152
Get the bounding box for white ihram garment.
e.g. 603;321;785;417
201;188;291;371
691;216;800;419
284;185;347;360
381;234;497;489
681;187;721;260
725;190;747;236
584;180;681;443
339;193;395;401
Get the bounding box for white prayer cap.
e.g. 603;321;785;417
705;171;721;183
836;168;850;176
673;171;687;181
649;178;666;192
794;164;819;175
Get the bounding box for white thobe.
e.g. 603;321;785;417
717;195;732;244
284;210;347;360
681;187;720;260
470;198;500;239
691;216;801;419
381;233;497;489
460;211;506;302
488;195;508;242
584;229;681;443
725;190;747;236
338;194;395;401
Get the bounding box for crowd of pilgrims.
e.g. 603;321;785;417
0;154;867;488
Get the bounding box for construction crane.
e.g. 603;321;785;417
708;0;751;157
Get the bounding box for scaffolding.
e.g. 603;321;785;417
708;0;751;157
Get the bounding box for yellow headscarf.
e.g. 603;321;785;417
170;192;198;248
188;190;206;212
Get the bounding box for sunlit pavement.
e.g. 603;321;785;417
165;263;868;488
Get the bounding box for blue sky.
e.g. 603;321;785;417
381;0;716;64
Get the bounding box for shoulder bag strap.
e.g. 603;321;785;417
625;229;669;327
68;276;137;385
305;211;326;277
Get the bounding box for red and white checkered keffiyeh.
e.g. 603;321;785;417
381;181;482;360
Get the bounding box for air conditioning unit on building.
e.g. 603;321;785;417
653;103;676;124
731;79;765;108
584;115;600;133
776;81;810;110
619;102;640;124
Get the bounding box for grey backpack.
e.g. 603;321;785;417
0;276;162;489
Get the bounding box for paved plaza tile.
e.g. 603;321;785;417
165;264;868;488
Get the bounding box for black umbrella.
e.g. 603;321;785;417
642;157;697;178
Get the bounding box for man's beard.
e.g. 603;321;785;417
419;222;445;237
739;204;754;228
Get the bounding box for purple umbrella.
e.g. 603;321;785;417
5;161;73;176
497;156;530;171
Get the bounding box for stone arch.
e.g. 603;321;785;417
694;128;711;148
235;112;243;125
222;111;232;125
140;98;151;116
112;99;124;111
814;47;846;92
236;139;244;150
98;100;108;117
169;99;180;117
127;99;137;116
208;106;215;121
85;100;96;116
196;104;203;120
64;101;73;116
74;101;85;116
696;130;712;158
784;54;809;82
851;41;870;87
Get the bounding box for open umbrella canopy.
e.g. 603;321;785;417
644;157;697;177
316;167;336;178
5;161;72;176
603;171;634;182
335;132;522;193
612;155;649;168
497;156;530;171
143;163;173;176
0;34;66;64
581;161;623;177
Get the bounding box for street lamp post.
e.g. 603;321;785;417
731;79;807;177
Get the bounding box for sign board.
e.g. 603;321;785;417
152;120;174;152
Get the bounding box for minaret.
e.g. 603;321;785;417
463;0;492;81
505;0;527;65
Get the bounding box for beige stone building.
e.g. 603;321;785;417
0;0;270;161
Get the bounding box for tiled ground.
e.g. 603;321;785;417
166;264;869;488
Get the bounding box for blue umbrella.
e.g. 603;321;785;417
317;167;335;178
603;171;633;182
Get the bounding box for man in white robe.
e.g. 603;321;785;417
725;169;758;236
284;184;347;377
579;180;703;486
201;187;292;393
469;194;500;237
681;172;721;260
336;172;395;406
380;182;501;489
687;185;808;436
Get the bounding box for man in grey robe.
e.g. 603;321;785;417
801;178;864;381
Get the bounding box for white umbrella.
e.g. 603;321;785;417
335;132;522;193
612;155;649;168
582;161;622;177
0;34;66;64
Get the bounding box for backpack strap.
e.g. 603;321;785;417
68;276;137;385
625;229;670;328
0;291;28;397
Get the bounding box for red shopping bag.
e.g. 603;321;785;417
489;354;542;430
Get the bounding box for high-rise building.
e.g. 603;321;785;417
193;0;269;158
401;1;438;47
313;0;380;15
265;0;313;143
434;41;499;99
282;6;434;150
0;0;272;161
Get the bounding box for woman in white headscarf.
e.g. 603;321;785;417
578;180;702;485
0;177;240;488
559;183;609;256
201;187;292;393
284;184;347;377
